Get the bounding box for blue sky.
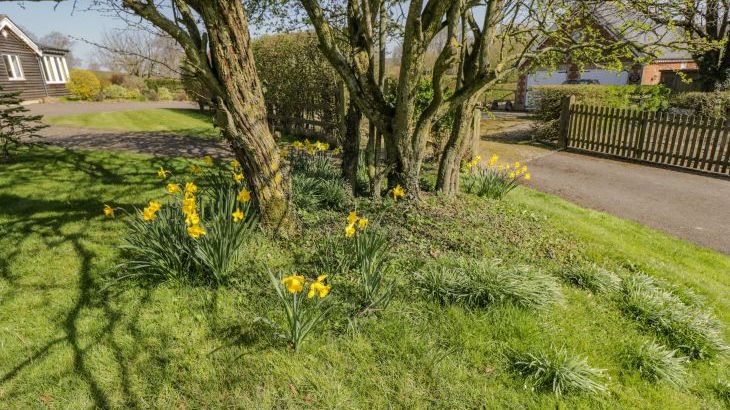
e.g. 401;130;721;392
1;1;127;66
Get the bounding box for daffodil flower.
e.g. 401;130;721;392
203;155;214;166
157;167;169;179
166;183;181;194
187;223;206;239
307;275;331;299
281;275;305;294
184;182;198;194
103;204;115;218
233;172;244;183
345;224;356;238
232;208;245;222
358;217;368;230
237;189;251;203
347;211;358;225
392;185;406;200
190;164;202;175
231;159;240;169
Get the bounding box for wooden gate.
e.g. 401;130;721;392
558;96;730;175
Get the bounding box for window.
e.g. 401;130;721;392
42;56;69;84
2;54;24;80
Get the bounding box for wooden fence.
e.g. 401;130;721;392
559;96;730;176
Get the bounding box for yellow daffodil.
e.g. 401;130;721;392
392;185;406;200
185;212;200;226
347;211;358;225
203;155;214;166
187;223;206;239
514;162;521;169
157;167;169;179
142;209;158;221
103;204;114;218
281;275;305;294
315;141;329;151
142;201;161;221
232;208;245;222
488;154;499;167
332;147;342;155
358;217;368;230
237;189;251;203
166;183;181;194
233;172;244;183
292;141;304;149
280;147;290;157
182;197;196;216
184;182;198;194
345;223;356;238
231;159;240;169
190;164;202;175
508;171;516;179
307;275;331;299
525;173;532;181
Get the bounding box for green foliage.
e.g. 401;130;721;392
253;33;340;138
415;259;561;311
670;91;730;119
623;341;687;386
102;84;129;100
290;152;350;210
558;263;621;294
618;273;727;359
531;85;671;140
144;77;183;93
349;225;394;312
510;346;607;396
157;87;174;101
0;86;47;159
66;69;102;100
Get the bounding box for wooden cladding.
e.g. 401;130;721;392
559;97;730;176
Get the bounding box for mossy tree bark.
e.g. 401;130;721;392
122;0;295;233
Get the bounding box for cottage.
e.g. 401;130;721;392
515;6;699;110
0;14;71;102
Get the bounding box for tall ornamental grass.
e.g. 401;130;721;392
618;273;727;359
416;259;561;311
510;346;607;396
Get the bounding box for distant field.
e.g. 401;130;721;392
46;108;221;139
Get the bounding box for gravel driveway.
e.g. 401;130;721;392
525;151;730;254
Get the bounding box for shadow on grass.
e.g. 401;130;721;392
0;148;194;407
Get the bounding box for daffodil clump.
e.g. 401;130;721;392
345;211;369;238
269;272;334;351
108;156;258;284
462;153;532;199
291;138;330;155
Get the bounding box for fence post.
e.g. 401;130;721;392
558;95;575;149
634;111;650;159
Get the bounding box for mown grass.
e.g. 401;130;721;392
45;108;220;139
0;146;728;408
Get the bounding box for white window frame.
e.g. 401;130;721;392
43;55;69;84
2;54;25;81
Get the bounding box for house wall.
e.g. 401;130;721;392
0;29;69;100
640;61;699;85
0;29;48;100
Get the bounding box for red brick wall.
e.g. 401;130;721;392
641;61;698;85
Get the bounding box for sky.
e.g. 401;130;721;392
0;1;128;67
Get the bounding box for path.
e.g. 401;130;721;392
525;151;730;254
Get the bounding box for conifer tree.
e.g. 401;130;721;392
0;86;47;160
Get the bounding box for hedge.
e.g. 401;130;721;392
66;69;102;100
669;91;730;119
530;85;671;141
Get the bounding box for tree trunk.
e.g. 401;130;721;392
195;0;294;233
436;97;479;196
342;101;361;191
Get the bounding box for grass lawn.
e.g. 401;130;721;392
0;146;728;408
45;108;220;139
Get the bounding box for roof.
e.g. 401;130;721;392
590;4;693;61
0;15;68;56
